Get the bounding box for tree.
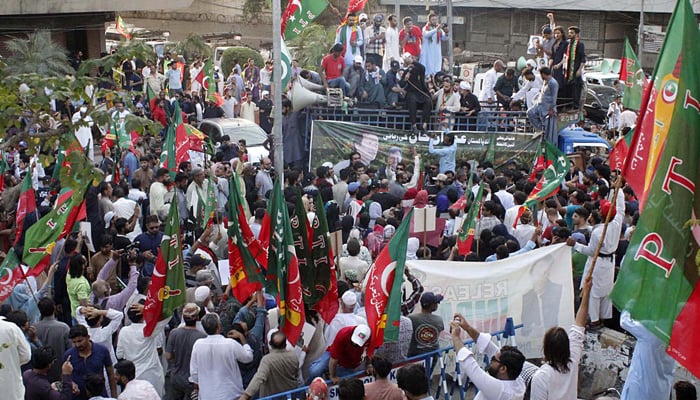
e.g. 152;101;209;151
0;39;162;190
220;47;265;77
288;24;336;70
171;33;212;62
3;30;75;77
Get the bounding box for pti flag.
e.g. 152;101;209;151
291;190;314;303
195;58;219;104
15;167;36;245
609;129;634;172
160;101;186;179
610;0;700;378
457;183;484;256
310;193;339;323
227;176;263;303
281;0;328;40
115;16;132;40
365;208;413;356
620;37;647;111
266;179;304;344
23;186;87;276
143;202;186;337
524;141;568;209
0;249;23;303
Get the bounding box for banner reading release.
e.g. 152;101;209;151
310;120;540;172
408;244;574;358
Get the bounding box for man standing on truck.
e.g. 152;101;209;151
527;67;559;140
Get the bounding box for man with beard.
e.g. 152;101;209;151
257;90;273;133
364;14;386;68
450;314;526;399
401;53;431;134
343;55;366;100
361;59;387;107
563;26;586;110
335;13;364;67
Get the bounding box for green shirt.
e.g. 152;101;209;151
66;274;90;318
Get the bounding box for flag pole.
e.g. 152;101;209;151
272;0;284;181
583;175;625;284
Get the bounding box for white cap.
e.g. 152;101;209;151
359;13;368;21
322;161;333;169
104;211;115;229
351;324;371;346
341;290;357;307
194;286;211;302
262;90;270;97
402;52;413;62
459;81;471;91
353;55;363;64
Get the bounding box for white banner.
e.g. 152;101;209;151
407;244;574;358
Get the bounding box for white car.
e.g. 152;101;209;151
198;118;269;164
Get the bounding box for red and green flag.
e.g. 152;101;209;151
523;141;568;209
457;183;484;256
610;0;700;378
528;142;548;182
115;16;132;40
265;179;305;344
15;167;36;245
160;101;186;179
281;0;328;40
365;208;413;357
291;190;314;303
310;193;339;323
0;249;23;303
226;176;264;303
609;129;635;172
195;58;221;104
22;185;88;276
201;173;217;228
0;152;8;193
619;37;647;111
143;202;186;337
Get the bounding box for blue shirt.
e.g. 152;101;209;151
64;341;113;400
123;151;139;186
428;138;457;173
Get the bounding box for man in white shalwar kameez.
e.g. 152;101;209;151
419;13;448;77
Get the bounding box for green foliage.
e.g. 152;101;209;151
288;24;336;70
3;30;74;77
171;33;212;62
0;39;158;191
243;0;269;20
220;47;265;76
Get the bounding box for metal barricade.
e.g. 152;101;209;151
259;319;524;400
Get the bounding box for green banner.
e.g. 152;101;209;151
310;121;540;172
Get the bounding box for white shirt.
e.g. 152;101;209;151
383;26;400;72
113;197;137;220
619;110;637;129
324;312;367;346
503;205;523;234
513;224;536;249
240;101;257;123
479;68;498;102
72;111;95;161
77;307;123;364
530;325;585;400
0;319;31;399
573;190;624;297
512;74;543;110
116;322;167;398
118;379;161;400
222;97;238;118
190;334;254;400
495;190;515;210
456;332;526;400
149;181;169;219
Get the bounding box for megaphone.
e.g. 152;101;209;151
600;59;611;74
298;76;325;92
516;56;527;71
290;80;326;111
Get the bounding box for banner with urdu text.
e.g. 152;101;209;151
408;244;574;358
310;120;540;172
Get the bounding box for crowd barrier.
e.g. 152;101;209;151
305;106;532;135
259;318;524;400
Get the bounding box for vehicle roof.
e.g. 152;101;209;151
199;118;267;144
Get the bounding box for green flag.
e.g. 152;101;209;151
160;101;184;179
619;38;647;111
523;141;568;209
281;0;328;41
0;249;24;303
457;183;485;255
143;202;186;337
199;58;218;104
265;179;288;296
365;209;414;356
291;189;314;304
611;0;700;377
200;172;218;228
280;37;292;90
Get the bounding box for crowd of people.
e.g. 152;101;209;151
0;7;693;400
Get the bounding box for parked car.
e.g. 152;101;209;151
583;84;617;125
198;118;269;163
